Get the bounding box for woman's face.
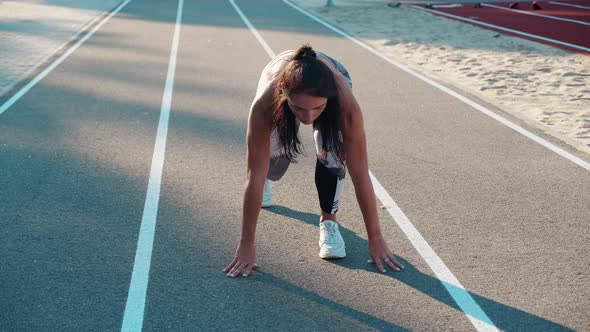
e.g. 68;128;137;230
287;93;328;125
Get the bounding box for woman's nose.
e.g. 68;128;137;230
302;111;314;124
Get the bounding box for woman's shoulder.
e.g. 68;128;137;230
254;51;292;94
263;50;295;74
337;86;362;135
250;78;276;131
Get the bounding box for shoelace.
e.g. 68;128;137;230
323;224;337;242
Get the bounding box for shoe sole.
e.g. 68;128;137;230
319;247;346;259
319;254;346;259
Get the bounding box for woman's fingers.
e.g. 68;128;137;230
388;255;405;270
224;259;258;278
228;263;245;277
223;257;238;273
368;256;404;272
374;259;386;273
384;258;400;272
241;264;255;277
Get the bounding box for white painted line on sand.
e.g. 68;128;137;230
120;0;183;331
482;3;590;26
279;1;590;172
550;1;590;10
413;5;590;53
230;0;498;331
0;0;134;115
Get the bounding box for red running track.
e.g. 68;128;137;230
512;1;590;22
417;0;590;55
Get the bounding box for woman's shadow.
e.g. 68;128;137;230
265;205;574;332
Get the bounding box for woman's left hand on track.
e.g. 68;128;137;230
367;237;405;273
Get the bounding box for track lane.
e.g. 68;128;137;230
237;0;589;330
143;0;468;330
0;0;179;329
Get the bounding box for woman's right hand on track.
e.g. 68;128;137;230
223;241;257;277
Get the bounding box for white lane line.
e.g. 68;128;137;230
412;5;590;53
550;1;590;10
230;0;499;331
0;0;134;115
120;0;183;331
482;3;590;26
369;173;498;332
230;0;275;58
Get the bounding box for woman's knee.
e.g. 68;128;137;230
267;155;290;181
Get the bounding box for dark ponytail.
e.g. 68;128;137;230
272;44;344;164
292;45;317;62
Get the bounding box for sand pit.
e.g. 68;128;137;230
291;0;590;157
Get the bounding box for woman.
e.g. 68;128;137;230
224;44;404;277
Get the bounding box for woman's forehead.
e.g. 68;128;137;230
288;93;327;108
289;93;326;101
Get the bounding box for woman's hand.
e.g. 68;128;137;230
367;237;404;273
224;241;257;277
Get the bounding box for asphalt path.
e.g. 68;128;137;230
1;0;589;331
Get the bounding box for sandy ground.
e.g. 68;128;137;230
291;0;590;156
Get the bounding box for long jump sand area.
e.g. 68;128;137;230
291;0;590;157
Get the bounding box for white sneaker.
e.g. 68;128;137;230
319;220;346;259
262;179;272;208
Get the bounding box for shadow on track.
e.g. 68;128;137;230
266;205;575;332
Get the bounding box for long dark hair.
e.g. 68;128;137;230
272;44;344;163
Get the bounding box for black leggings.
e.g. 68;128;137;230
267;127;346;214
315;157;345;214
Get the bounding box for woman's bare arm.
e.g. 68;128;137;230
224;84;273;277
340;91;404;273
